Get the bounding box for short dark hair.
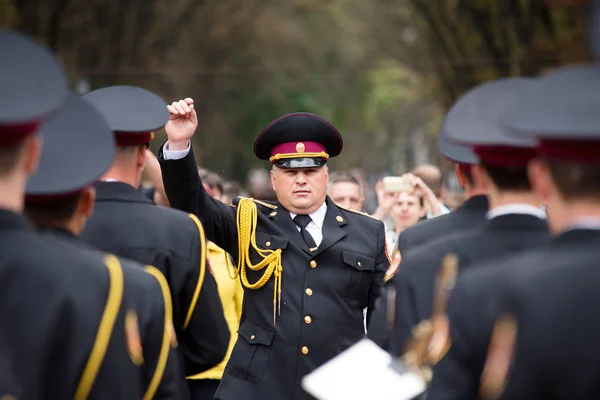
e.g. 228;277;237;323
329;171;362;194
25;195;81;229
545;158;600;200
482;163;531;191
458;163;474;186
222;181;242;198
201;172;224;195
0;140;27;177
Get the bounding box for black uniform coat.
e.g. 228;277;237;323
0;330;19;399
0;209;170;399
396;195;488;257
497;229;600;400
42;228;188;399
367;213;548;356
81;181;230;376
158;146;389;400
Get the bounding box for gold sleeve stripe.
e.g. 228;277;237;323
74;254;124;400
143;265;174;400
184;213;207;329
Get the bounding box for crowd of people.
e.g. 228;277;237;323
2;9;600;400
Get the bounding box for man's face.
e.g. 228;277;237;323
329;181;364;211
271;165;328;214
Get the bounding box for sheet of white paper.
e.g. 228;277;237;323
302;339;426;400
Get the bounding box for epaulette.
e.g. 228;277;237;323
253;198;278;209
337;205;379;220
233;196;278;210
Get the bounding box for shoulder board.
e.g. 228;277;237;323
253;198;278;209
232;196;278;210
337;205;379;220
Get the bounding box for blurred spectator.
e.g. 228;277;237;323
201;171;224;200
187;181;244;399
258;186;278;202
411;164;451;215
247;167;270;198
328;171;365;211
221;181;242;205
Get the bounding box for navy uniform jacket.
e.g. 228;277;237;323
42;228;187;399
81;181;230;376
367;213;548;356
496;229;600;400
158;146;389;400
396;195;488;256
0;209;172;399
0;330;19;398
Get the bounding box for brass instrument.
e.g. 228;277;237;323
479;313;517;400
401;253;459;383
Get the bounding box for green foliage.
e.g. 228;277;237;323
6;0;593;180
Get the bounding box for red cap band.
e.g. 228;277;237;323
0;122;41;146
25;188;84;203
457;163;472;174
269;141;327;160
114;131;153;147
271;142;327;163
538;139;600;164
473;145;537;167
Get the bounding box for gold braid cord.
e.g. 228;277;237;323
234;198;283;325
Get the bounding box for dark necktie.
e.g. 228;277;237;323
293;215;317;250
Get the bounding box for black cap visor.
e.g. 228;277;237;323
273;157;328;169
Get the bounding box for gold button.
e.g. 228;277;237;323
357;261;362;267
301;346;309;355
305;288;313;296
269;211;277;217
250;335;255;340
304;315;312;324
336;216;344;222
310;260;317;268
266;241;271;247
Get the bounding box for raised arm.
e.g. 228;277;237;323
157;98;238;255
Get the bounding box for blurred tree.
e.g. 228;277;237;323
1;0;594;182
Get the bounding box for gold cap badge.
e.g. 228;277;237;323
296;142;305;153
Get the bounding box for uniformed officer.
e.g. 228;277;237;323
158;103;389;400
475;65;600;400
367;78;549;362
80;86;230;377
394;115;489;259
0;30;157;399
24;92;184;399
417;78;551;399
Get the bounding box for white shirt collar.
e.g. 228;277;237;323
564;217;600;232
486;203;547;220
288;201;328;229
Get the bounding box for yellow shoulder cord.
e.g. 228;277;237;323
184;214;207;329
143;265;174;400
75;254;124;400
234;197;283;325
